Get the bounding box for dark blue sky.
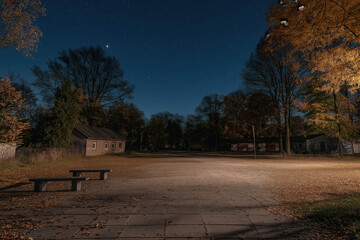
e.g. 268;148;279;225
0;0;273;118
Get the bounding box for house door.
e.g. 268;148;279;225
320;142;325;153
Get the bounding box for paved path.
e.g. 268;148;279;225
27;157;305;239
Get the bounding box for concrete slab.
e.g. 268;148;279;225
202;213;251;225
206;224;259;239
91;214;129;226
118;225;164;238
129;213;166;225
165;213;204;225
165;224;207;238
73;225;124;238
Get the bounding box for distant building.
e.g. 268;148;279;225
230;134;359;154
305;134;339;154
71;124;126;156
230;138;279;153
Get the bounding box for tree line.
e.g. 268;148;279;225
1;0;360;155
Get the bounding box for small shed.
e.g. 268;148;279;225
71;124;126;156
306;135;339;154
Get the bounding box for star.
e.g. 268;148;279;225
106;44;109;48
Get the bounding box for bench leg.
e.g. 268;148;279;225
71;180;82;191
73;172;82;177
100;172;107;180
34;181;48;192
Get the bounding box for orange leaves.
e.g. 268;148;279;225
267;0;360;93
0;0;45;56
0;77;30;144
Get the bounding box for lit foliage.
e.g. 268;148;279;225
0;0;45;56
301;78;358;141
0;77;30;144
267;0;360;145
267;0;360;93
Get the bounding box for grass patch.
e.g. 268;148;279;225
301;193;360;238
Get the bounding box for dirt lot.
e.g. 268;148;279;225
1;152;360;239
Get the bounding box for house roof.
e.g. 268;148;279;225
73;124;125;141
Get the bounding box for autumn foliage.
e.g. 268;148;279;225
0;0;45;56
0;77;30;144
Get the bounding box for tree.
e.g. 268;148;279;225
196;94;223;151
106;102;145;150
267;1;360;154
0;0;45;56
0;77;30;144
32;46;134;126
166;114;184;150
267;0;360;58
222;90;248;141
147;112;183;150
242;40;302;155
222;90;277;143
42;80;79;148
7;71;37;121
301;77;358;154
184;114;207;151
245;92;277;138
147;113;169;149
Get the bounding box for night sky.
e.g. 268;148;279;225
0;0;274;118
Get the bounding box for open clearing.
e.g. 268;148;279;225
1;152;360;239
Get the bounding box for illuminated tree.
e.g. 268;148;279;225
267;0;360;91
0;0;45;56
301;77;358;155
267;1;360;154
0;77;30;144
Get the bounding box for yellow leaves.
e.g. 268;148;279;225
0;77;30;144
308;45;360;93
267;0;360;98
0;0;46;56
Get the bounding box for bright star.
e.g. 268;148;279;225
106;44;109;48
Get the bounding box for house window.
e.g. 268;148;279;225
112;142;115;149
119;142;122;149
105;142;108;150
92;141;96;150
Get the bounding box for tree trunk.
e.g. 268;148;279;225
343;83;353;122
285;110;291;156
333;90;343;156
277;114;284;154
279;127;283;154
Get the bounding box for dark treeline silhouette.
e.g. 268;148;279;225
5;40;360;153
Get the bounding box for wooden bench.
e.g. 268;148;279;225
29;177;89;192
69;169;112;180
